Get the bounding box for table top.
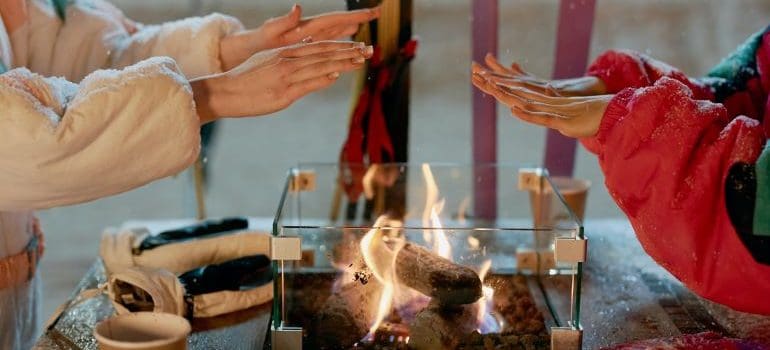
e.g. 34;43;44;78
35;218;770;349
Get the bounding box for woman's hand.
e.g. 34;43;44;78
193;41;373;124
473;54;607;97
219;5;380;71
472;70;612;138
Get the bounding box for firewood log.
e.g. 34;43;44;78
409;301;479;350
396;243;482;305
313;278;383;348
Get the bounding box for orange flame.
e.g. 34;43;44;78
458;196;471;224
429;200;451;259
360;216;404;340
421;166;438;248
355;165;500;340
475;259;499;333
421;164;452;259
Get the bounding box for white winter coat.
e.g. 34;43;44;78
0;1;242;348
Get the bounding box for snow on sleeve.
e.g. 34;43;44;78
587;49;712;99
0;57;200;210
111;13;244;78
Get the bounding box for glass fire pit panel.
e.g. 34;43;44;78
271;163;583;349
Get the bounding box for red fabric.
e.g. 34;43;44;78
339;40;417;200
339;82;372;200
579;38;770;314
587;49;713;100
367;68;395;163
586;77;769;314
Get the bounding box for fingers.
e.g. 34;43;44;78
279;40;366;58
339;24;362;37
475;56;555;97
301;7;381;30
283;7;380;43
494;85;585;116
266;4;302;34
473;73;527;107
484;53;514;76
471;73;498;96
481;73;551;95
296;45;371;66
473;73;584;117
285;73;340;101
476;70;568;132
318;23;361;40
484;53;529;77
471;61;487;75
495;85;574;105
287;48;370;83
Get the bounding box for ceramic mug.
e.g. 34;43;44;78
529;176;590;226
94;312;190;350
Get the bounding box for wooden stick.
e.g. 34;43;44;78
396;243;482;305
193;158;206;219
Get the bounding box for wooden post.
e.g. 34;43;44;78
543;0;597;177
342;0;413;222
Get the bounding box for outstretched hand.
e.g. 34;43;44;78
472;54;607;97
472;60;613;138
220;4;380;71
194;41;373;124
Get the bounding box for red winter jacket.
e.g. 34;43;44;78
581;30;770;315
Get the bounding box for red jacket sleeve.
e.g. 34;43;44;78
580;50;718;155
588;77;769;315
587;49;713;99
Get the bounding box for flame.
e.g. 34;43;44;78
458;196;471;224
420;164;452;259
467;236;480;249
421;164;439;245
360;216;404;340
353;165;501;341
362;164;379;199
429;201;451;259
475;260;500;333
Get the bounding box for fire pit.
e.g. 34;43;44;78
269;164;585;350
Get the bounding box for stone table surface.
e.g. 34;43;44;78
35;218;770;349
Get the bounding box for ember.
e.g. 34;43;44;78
353;271;371;285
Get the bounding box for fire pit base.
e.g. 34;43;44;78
283;273;549;350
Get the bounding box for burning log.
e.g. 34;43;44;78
409;301;479;350
313;277;383;349
395;243;482;305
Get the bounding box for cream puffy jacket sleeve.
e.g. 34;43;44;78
109;13;243;78
14;0;243;81
0;2;245;348
0;57;200;211
0;0;245;211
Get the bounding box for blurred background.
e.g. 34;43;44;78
38;0;770;318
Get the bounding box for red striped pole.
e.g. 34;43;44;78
472;0;499;220
543;0;597;176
